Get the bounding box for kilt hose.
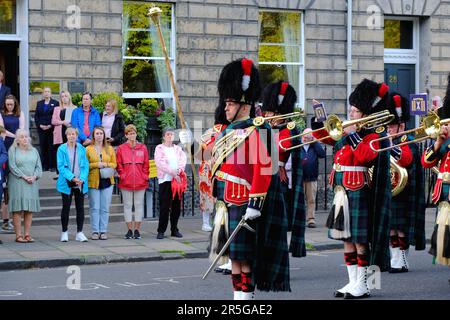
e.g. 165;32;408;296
329;172;370;244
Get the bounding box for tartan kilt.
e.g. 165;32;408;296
390;192;410;234
214;180;256;261
331;173;370;243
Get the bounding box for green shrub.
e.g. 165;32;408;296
137;98;159;117
92;92;126;114
157;108;176;131
71;93;82;107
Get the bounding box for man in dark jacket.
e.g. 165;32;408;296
300;127;325;228
35;87;59;171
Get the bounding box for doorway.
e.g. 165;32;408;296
0;41;19;100
384;63;416;130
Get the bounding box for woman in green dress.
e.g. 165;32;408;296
8;129;42;243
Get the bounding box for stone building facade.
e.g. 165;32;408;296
0;0;449;211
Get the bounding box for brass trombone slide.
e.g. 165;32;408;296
253;111;304;127
279;110;394;151
369;111;450;153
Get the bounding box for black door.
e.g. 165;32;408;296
0;41;19;100
384;63;416;130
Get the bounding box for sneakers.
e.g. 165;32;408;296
99;233;108;240
91;232;99;240
202;223;213;232
171;231;183;238
60;231;68;242
124;229;133;239
133;229;141;239
156;232;164;239
75;232;88;242
2;221;14;233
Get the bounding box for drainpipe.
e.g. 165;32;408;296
347;0;353;118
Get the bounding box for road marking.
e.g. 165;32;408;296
0;291;22;297
115;282;159;287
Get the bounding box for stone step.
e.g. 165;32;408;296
39;194;122;207
38;203;124;218
38;187;121;197
31;213;153;226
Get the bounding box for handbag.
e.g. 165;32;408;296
96;147;115;179
67;146;78;189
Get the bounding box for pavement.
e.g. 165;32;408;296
0;208;438;272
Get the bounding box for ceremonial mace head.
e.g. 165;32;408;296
148;5;162;25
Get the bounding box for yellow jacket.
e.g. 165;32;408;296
86;145;117;189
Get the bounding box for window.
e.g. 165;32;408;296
122;1;175;109
384;19;413;49
258;11;304;109
0;0;16;34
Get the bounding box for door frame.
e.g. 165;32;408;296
384;16;420;127
0;0;29;128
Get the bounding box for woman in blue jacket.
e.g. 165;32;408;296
56;127;89;242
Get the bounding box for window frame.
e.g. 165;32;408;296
122;1;176;109
0;0;19;39
258;9;305;111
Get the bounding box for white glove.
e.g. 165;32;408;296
179;129;193;145
244;208;261;221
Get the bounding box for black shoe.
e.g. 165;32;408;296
222;269;231;275
171;231;183;238
214;267;224;273
133;229;141;239
0;239;2;244
49;168;56;172
124;229;133;239
156;232;164;239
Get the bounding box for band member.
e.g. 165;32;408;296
261;81;306;258
312;79;391;299
385;92;426;273
208;58;290;299
421;75;450;269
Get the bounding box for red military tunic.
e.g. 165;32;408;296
277;127;293;166
312;127;380;190
210;119;273;211
421;139;450;203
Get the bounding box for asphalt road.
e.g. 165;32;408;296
0;248;448;300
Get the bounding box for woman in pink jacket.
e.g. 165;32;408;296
154;128;187;239
116;124;149;240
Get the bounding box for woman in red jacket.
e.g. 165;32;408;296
116;124;149;240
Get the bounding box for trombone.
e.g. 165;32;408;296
253;111;304;127
279;110;394;151
369;111;450;153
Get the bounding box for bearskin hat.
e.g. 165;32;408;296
217;58;261;106
349;79;390;115
261;81;297;115
440;73;450;119
387;91;410;124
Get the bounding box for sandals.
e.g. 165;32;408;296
15;235;27;243
24;235;35;243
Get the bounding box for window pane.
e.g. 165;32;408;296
123;1;172;57
259;45;299;63
124;30;171;57
259;64;299;95
123;59;171;93
0;0;16;34
384;20;413;49
259;11;301;44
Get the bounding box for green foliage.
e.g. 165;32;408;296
71;93;82;107
91;92;127;114
137;98;159;117
157;108;176;131
124;107;148;142
293;107;306;132
29;81;60;94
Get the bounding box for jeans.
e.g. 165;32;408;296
88;186;113;233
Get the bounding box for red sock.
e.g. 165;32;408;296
357;254;369;267
398;237;409;251
344;252;357;265
231;274;242;292
390;235;399;248
241;272;254;293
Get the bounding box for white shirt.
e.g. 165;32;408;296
303;144;310;153
158;145;178;184
285;155;292;189
102;112;116;139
